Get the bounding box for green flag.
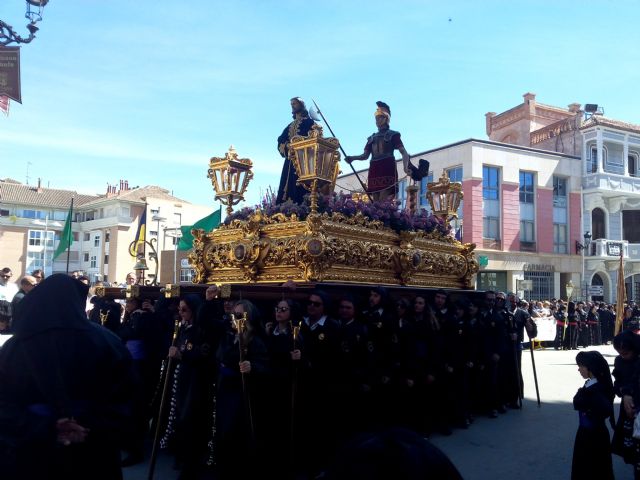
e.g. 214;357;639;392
53;201;74;260
178;208;222;251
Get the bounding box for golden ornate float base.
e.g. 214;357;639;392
189;210;478;289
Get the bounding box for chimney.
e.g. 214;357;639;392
125;180;129;190
119;180;123;192
36;178;43;194
568;103;581;114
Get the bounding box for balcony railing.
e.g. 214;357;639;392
590;239;628;258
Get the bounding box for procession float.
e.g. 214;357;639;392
97;99;479;301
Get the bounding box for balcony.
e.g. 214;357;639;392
590;239;628;258
583;172;640;197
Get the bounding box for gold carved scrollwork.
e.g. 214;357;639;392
191;209;477;288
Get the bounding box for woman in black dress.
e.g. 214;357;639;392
215;299;269;479
571;350;614;480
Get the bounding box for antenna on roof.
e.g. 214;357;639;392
26;161;32;185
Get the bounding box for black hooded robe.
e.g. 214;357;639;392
0;274;134;480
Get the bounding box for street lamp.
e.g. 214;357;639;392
0;1;50;46
576;231;592;300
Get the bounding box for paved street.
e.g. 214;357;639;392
430;344;630;479
126;345;631;480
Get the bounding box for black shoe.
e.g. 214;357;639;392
121;454;144;467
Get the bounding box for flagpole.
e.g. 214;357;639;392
615;250;625;336
65;197;74;274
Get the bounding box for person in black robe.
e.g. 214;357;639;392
276;97;317;204
166;294;217;480
571;350;615;480
611;330;640;472
0;273;134;480
215;299;270;479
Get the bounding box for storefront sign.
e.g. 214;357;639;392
0;47;21;103
523;263;555;272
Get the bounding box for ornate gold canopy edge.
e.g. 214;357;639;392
188;209;478;289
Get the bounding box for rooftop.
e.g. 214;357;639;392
581;115;640;134
0;179;98;209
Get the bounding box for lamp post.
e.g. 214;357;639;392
288;125;341;213
425;170;463;226
576;231;592;300
1;0;49;46
207;146;254;217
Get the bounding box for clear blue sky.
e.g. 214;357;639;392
2;0;639;210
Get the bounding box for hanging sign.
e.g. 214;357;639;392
0;47;21;103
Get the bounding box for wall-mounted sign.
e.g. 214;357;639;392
180;258;191;268
0;47;21;103
606;242;622;257
523;264;555;272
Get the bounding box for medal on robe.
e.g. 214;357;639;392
319;333;325;341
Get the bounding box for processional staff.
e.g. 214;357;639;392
148;318;180;480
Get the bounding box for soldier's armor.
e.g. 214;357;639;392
366;129;399;162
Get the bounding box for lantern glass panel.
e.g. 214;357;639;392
306;146;316;176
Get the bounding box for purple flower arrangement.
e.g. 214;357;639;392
225;192;450;236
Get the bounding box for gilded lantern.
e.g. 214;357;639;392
288;125;340;212
426;170;463;224
207;146;254;216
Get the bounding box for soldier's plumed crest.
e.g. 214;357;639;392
375;101;391;119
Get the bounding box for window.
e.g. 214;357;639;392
94;235;100;247
447;167;463;236
553;176;567;207
523;270;555;302
623;210;640;243
17;209;46;219
174;212;182;226
119;206;130;217
590;146;608;173
446;166;463;183
27;251;44;271
104;255;109;265
90;256;97;268
149;230;158;237
630;152;639;177
83;252;89;262
419;172;434;207
593;208;606;240
477;271;507;292
483;217;500;239
105;231;110;242
28;230;55;248
519;171;535;203
0;209;9;216
84;232;90;241
85;211;95;221
150;208;160;215
554;224;567;254
52;210;67;221
180;268;195;283
483;166;500;200
520;220;535;242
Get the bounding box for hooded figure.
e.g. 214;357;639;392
0;274;134;480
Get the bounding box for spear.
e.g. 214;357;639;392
311;99;372;202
